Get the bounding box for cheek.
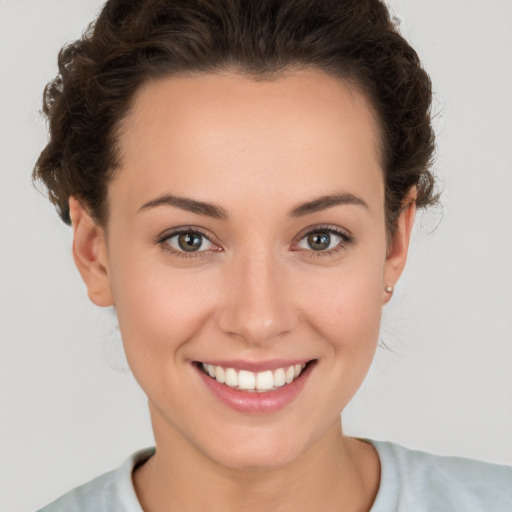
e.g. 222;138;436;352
299;257;385;352
108;251;221;361
298;263;384;410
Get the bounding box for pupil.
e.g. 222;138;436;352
178;233;202;252
308;232;330;251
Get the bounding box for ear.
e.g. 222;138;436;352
69;197;113;307
383;188;417;304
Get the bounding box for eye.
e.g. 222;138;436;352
296;228;350;253
164;230;214;253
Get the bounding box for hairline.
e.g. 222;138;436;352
99;65;387;229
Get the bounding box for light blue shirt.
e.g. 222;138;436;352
37;440;512;511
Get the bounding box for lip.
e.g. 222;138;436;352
194;360;316;414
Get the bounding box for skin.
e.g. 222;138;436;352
70;69;416;512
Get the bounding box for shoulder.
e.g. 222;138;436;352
368;439;512;512
36;448;154;512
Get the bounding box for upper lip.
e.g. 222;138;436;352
196;359;313;372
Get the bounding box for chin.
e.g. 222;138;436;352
189;419;326;472
208;437;307;471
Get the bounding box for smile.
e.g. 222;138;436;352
200;363;307;392
195;359;315;413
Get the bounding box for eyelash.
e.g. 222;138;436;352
293;225;354;258
157;225;354;260
157;227;217;260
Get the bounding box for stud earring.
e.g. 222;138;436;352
384;285;394;293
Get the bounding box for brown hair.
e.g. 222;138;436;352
34;0;438;234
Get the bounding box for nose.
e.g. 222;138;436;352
216;249;298;345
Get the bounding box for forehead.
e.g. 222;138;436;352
112;69;384;214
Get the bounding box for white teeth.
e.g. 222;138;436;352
285;366;295;384
274;368;286;387
225;368;238;387
256;370;274;391
215;366;225;384
201;362;308;391
238;370;256;390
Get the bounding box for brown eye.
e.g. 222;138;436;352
296;229;348;253
178;233;203;251
165;231;213;253
307;232;331;251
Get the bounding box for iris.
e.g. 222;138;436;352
307;232;331;251
178;233;203;252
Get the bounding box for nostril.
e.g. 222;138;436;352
216;310;298;345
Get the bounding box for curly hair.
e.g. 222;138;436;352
34;0;438;235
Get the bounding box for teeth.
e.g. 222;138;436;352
256;370;274;391
214;366;225;384
201;362;308;391
238;370;256;390
225;368;238;387
274;368;286;387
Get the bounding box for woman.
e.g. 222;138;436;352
31;0;511;510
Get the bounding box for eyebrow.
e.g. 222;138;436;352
289;192;369;217
139;194;228;219
139;191;368;219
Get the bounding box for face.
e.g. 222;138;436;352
72;69;413;470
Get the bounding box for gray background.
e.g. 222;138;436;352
1;1;511;510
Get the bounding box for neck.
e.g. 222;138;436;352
133;417;380;512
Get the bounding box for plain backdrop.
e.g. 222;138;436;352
1;1;511;510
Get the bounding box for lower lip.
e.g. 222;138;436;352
195;362;314;414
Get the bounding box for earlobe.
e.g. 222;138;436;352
383;188;417;303
69;197;113;307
